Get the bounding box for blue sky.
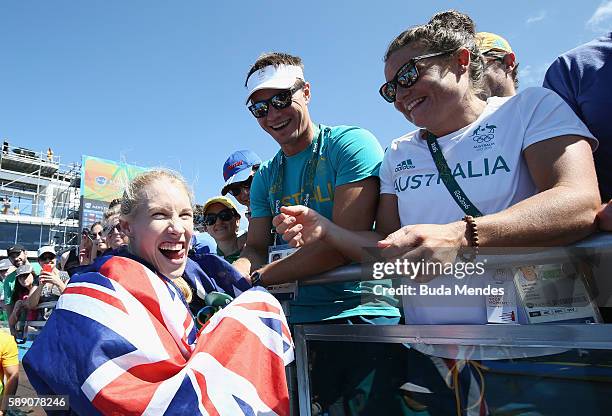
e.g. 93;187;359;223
1;0;611;210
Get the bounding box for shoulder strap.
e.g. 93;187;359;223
424;130;483;218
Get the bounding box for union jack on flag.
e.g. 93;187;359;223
23;255;294;415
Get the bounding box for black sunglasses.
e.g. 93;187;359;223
103;223;122;235
379;49;456;103
228;175;253;197
248;81;304;118
39;253;56;262
203;208;236;226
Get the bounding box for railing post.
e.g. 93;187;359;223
294;325;312;416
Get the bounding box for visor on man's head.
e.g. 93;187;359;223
245;64;304;104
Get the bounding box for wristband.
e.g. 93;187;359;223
250;271;264;287
462;215;480;261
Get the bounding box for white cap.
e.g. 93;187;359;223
245;64;304;104
37;245;56;258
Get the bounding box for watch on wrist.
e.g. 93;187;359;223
250;271;264;287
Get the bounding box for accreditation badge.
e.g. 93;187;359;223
266;244;300;316
486;268;519;324
513;263;601;324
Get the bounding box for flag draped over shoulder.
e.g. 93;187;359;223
23;255;294;416
184;253;252;300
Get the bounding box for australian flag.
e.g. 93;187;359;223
23;255;294;415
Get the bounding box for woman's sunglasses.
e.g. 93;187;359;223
379;49;456;103
103;223;122;235
227;176;253;197
248;81;304;118
39;254;56;262
203;208;236;226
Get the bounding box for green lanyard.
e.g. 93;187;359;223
424;130;483;218
269;124;327;244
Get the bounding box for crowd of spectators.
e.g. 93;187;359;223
0;9;611;415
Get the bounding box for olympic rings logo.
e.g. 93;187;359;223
472;134;494;143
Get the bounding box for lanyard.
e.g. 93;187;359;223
424;130;483;218
269;124;327;244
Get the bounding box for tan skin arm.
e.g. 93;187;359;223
377;135;600;260
232;217;274;277
277;136;600;264
274;193;399;262
237;177;380;285
0;363;19;413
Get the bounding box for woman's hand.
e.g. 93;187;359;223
377;222;468;281
39;269;63;287
272;205;332;247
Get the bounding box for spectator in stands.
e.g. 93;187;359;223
0;259;12;321
79;222;108;265
543;32;612;226
236;51;398;319
1;197;9;215
8;264;37;336
3;244;41;331
58;247;80;276
237;51;400;414
104;198;122;220
27;246;69;321
0;330;19;413
102;214;129;252
275;10;600;320
275;11;601;414
220;150;262;218
202;196;246;263
476;31;518;99
190;204;217;256
0;259;12;282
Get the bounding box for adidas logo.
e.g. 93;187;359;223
395;159;415;172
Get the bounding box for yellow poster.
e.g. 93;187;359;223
81;156;147;202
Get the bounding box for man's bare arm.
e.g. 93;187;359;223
256;176;380;285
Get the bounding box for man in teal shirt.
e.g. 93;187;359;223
234;52;399;323
233;51;403;414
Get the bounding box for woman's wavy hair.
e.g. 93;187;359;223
384;10;485;94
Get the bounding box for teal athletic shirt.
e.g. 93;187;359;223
250;124;400;323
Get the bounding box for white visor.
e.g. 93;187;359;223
245;64;304;104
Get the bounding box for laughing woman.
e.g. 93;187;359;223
24;169;293;416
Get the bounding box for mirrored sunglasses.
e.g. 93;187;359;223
379;49;456;103
203;208;235;226
248;81;304;118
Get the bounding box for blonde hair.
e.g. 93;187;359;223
120;169;194;219
172;276;193;303
120;169;194;301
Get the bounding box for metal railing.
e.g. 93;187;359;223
291;232;612;416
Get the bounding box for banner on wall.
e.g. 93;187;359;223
80;156;148;230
